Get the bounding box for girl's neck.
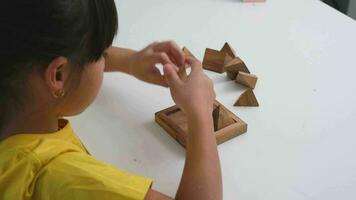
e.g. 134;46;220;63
0;110;59;140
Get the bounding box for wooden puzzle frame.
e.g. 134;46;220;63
155;100;247;148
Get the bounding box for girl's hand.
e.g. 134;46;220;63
163;56;216;118
128;41;185;87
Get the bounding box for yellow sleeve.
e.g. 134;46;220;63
33;152;152;200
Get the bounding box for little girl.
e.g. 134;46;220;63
0;1;222;199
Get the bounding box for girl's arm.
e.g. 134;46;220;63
105;46;136;74
145;57;222;200
176;112;221;200
106;43;222;199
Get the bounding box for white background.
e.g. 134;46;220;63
70;0;356;199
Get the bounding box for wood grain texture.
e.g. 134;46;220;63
220;42;237;58
155;100;248;148
213;106;235;131
215;122;247;144
215;102;248;144
212;106;220;131
155;107;188;147
178;67;188;81
234;89;259;107
180;47;197;80
202;48;230;73
182;46;197;59
235;72;258;89
224;58;250;80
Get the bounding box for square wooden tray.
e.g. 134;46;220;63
155;100;247;148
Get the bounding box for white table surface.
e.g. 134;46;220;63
70;0;356;199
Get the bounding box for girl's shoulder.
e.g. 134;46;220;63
0;120;152;200
34;151;152;200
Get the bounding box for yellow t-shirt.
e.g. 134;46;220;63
0;120;152;200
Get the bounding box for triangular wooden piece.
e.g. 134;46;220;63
220;42;237;58
178;66;188;81
224;58;250;73
235;72;258;89
218;107;235;130
224;58;250;80
203;48;231;73
226;70;237;80
182;47;197;59
213;106;235;131
234;89;259;107
225;54;234;64
180;47;198;80
212;106;221;131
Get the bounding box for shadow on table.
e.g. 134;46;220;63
212;74;234;85
96;84;185;159
143;120;186;158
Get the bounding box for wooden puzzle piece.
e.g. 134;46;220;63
234;89;259;107
182;46;197;59
224;58;250;80
179;47;196;80
226;70;238;80
178;66;188;81
155;100;247;148
235;72;258;89
212;106;220;131
220;42;237;58
169;108;188;133
202;48;231;73
213;106;235;131
154;107;188;146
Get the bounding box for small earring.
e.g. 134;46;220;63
54;90;65;98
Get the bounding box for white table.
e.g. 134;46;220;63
70;0;356;199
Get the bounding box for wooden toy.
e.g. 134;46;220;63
202;42;254;75
234;89;259;107
202;48;231;73
155;100;248;148
180;47;197;80
235;72;258;89
220;42;237;58
224;58;250;80
213;105;236;131
182;46;197;59
178;65;188;80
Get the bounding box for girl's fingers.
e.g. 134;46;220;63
152;41;185;67
163;63;182;88
151;67;169;87
151;52;172;66
185;56;202;74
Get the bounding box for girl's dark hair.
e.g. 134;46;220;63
0;0;118;130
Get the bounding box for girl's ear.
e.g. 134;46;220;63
45;57;69;98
